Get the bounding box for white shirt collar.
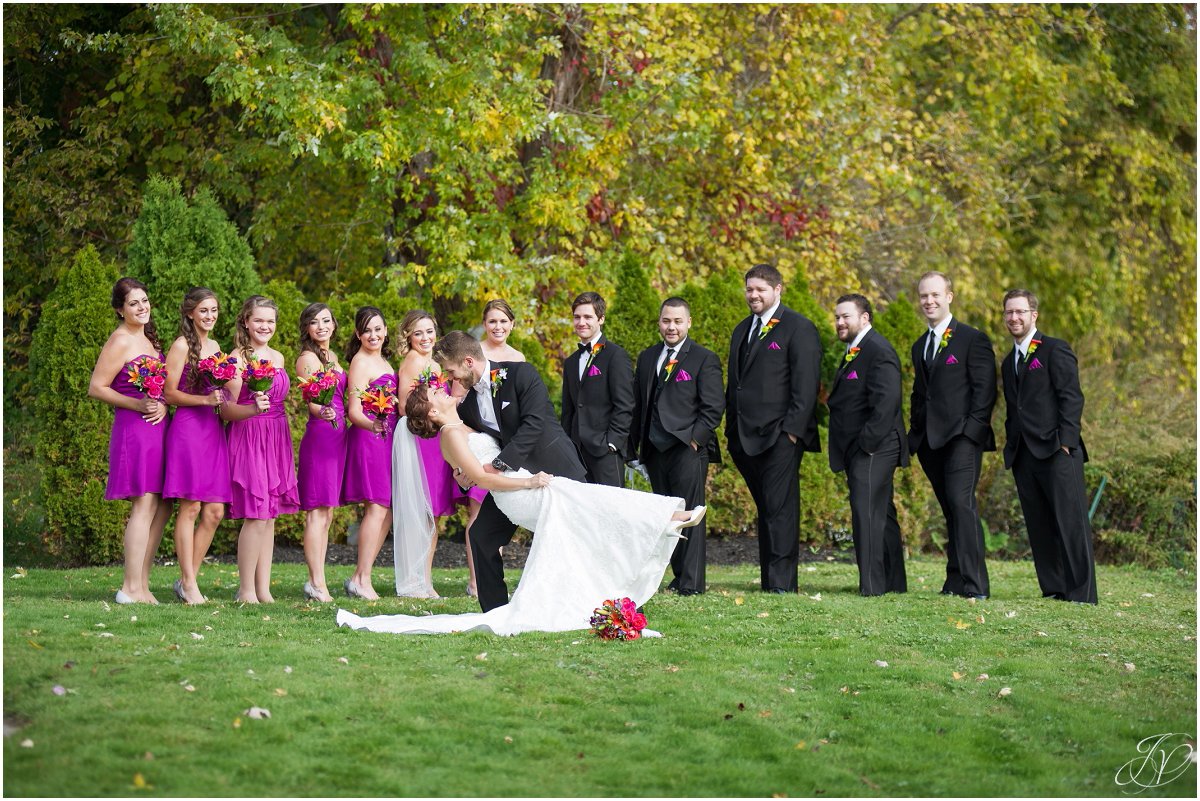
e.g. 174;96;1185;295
663;336;686;354
758;301;782;327
848;324;871;351
1015;328;1038;357
927;314;953;340
476;358;493;388
579;332;602;350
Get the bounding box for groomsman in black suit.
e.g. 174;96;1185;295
826;294;908;595
909;271;997;600
433;331;587;612
1000;289;1097;604
633;297;725;595
561;291;636;487
726;263;822;594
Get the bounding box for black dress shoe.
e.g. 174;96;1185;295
766;588;790;595
678;588;702;597
962;593;988;601
939;589;955;596
666;579;680;593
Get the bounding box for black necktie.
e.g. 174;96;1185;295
741;318;761;372
924;330;936;365
659;347;676;383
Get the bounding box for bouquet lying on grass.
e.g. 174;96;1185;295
126;355;167;400
590;597;647;641
298;368;340;428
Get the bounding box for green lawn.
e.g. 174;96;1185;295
3;557;1196;797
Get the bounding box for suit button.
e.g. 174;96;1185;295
578;402;584;407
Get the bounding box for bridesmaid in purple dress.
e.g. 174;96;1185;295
295;302;347;603
395;310;465;597
222;295;299;604
163;287;232;604
343;306;398;600
87;277;172;605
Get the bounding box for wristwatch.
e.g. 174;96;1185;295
491;457;510;472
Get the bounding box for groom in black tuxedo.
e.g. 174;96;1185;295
633;297;725;595
909;271;997;600
433;331;587;612
561;291;636;487
1000;289;1097;604
726;263;822;593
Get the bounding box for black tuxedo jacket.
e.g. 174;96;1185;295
459;361;587;480
632;338;725;463
725;305;822;457
826;328;909;473
561;334;636;459
1001;332;1087;468
908;317;997;453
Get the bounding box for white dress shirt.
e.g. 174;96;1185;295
1014;328;1038;370
925;315;953;360
656;337;687;375
474;359;500;432
749;301;782;343
578;333;602;381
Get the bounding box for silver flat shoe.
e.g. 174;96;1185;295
304;581;330;602
115;590;135;605
174;579;186;602
344;578;365;599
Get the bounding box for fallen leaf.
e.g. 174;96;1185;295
1141;593;1155;598
998;687;1012;698
63;661;75;669
130;616;138;622
184;685;196;692
95;623;106;629
1119;601;1132;608
238;642;253;647
757;612;770;618
954;620;971;630
952;671;964;681
284;666;293;674
144;752;154;760
261;616;271;621
874;660;888;668
861;776;880;790
504;736;513;744
52;685;66;696
204;625;213;631
664;665;680;673
244;707;271;719
976;615;985;624
27;640;43;650
232;717;242;729
1036;631;1048;637
1004;611;1017;618
337;657;349;664
840;686;849;694
11;567;27;579
20;739;33;748
782;687;796;694
795;741;807;750
735;597;745;606
246;669;255;675
475;652;488;661
977;673;989;681
190;632;204;640
1123;663;1136;672
274;688;288;696
99;632;115;638
759;710;773;718
132;773;149;790
808;593;823;601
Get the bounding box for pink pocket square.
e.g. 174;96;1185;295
674;370;693;382
1028;357;1043;370
768;341;781;351
846;370;859;380
945;354;959;365
588;365;601;377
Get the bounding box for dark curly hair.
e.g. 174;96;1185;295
404;385;439;439
112;277;162;352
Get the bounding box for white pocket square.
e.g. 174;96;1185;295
502;401;511;409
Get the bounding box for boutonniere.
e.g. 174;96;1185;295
940;327;954;350
1028;357;1044;370
844;347;861;364
1026;338;1042;358
673;369;693;382
663;359;679;382
583;341;605;373
759;318;781;340
489;368;507;397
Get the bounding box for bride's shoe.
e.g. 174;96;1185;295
174;579;186;602
344;578;377;599
678;506;707;530
115;590;136;605
304;581;332;602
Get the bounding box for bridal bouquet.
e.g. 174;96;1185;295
589;597;647;641
197;351;238;406
298;368;340;428
359;384;397;439
242;356;277;394
125;355;168;400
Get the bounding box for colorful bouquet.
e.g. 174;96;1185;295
359;383;398;438
298;368;340;428
242;356;277;394
125;355;168;400
413;365;450;395
589;597;648;641
197;351;238;406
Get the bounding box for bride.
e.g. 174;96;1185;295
337;376;706;636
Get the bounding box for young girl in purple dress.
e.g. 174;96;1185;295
222;295;299;604
163;287;232;604
342;306;398;600
295;302;347;602
88;277;172;605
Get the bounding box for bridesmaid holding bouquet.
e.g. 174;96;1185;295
342;306;398;600
295;302;347;603
222;295;299;604
163;287;233;604
87;277;171;604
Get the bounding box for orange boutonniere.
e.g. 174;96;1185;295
759;318;781;340
940;327;954;350
663;358;679;382
489;367;507;397
1026;338;1042;358
844;347;861;364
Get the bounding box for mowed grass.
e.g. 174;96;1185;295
3;557;1195;797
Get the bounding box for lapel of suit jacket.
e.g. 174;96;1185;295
731;316;752;381
487;362;506;434
662;338;692;393
1002;345;1018;399
743;309;778;374
565;347;583;398
582;334;608;384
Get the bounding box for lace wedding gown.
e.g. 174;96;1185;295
338;432;684;636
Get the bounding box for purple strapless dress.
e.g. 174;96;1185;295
298;370;348;510
104;355;169;500
342;372;397;506
417;431;465;516
227;369;299;520
163;364;232;503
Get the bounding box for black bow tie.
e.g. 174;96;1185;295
578;343;591;353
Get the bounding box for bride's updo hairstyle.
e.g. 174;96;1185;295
405;386;439;439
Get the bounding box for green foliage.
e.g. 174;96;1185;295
605;251;662;358
1089;450;1197;569
29;246;126;563
126;176;261;343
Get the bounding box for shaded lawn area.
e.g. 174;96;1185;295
3;558;1195;797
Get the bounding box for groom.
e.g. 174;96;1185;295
432;331;587;612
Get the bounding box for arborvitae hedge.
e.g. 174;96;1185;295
605;251;662;360
30;246;128;563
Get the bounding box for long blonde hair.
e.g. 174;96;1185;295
396;309;437;357
234;295;279;362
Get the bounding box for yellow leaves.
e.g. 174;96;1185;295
132;773;151;790
734;596;745;606
952;671;965;681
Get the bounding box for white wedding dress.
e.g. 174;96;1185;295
338;432;684;636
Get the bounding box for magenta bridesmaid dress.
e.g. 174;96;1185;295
105;355;169;499
342;373;398;506
227;369;299;520
163;364;233;503
298;370;348;510
416;432;466;516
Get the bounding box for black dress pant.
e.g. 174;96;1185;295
917;436;990;597
645;440;708;593
1012;441;1098;604
730;432;802;592
581;449;625;487
845;432;907;595
468;493;518;612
